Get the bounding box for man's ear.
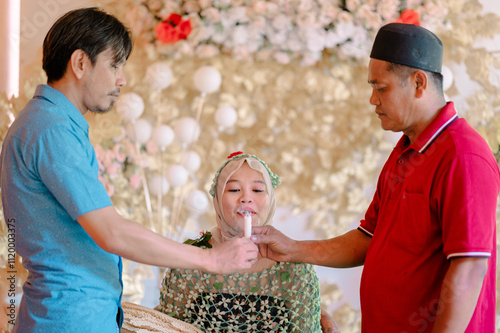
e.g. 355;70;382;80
69;49;89;80
413;70;428;98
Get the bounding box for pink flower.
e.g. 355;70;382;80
129;173;141;189
107;163;119;176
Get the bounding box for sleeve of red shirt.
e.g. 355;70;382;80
438;152;499;259
358;164;389;238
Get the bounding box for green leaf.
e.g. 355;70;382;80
280;271;290;282
213;282;223;290
250;286;260;293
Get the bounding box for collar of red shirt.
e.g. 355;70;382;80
396;101;458;154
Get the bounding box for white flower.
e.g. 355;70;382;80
357;4;381;30
337;10;354;23
201;7;220;23
274;51;291;64
160;0;181;15
132;0;449;66
211;25;229;44
213;0;231;7
183;0;201;13
286;29;305;52
272;14;292;31
305;27;326;53
148;0;163;11
296;11;317;27
177;40;195;56
187;12;202;27
252;0;267;15
265;2;279;17
198;0;212;9
318;4;341;26
231;25;249;45
346;0;362;12
423;1;448;19
364;0;378;10
250;15;267;30
227;6;249;24
190;23;215;42
267;29;288;47
196;44;220;58
376;0;400;21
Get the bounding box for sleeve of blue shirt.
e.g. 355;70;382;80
32;123;112;220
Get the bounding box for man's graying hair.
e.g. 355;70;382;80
386;62;444;93
42;7;133;83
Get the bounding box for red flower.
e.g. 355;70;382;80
167;13;182;26
393;9;420;26
155;13;192;44
227;151;244;159
177;20;193;40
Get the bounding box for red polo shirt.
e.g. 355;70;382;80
358;102;499;332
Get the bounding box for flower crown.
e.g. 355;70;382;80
209;151;282;197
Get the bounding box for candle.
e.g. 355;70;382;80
0;0;20;98
244;214;252;238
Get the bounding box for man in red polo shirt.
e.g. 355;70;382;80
253;23;499;332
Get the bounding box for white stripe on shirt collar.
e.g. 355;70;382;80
419;113;458;153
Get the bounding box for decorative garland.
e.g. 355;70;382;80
105;0;449;66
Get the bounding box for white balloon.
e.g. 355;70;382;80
442;65;453;91
193;66;222;94
115;92;144;122
145;62;173;91
215;105;238;129
185;189;209;213
166;165;189;187
133;118;153;144
182;151;201;172
174;117;200;145
148;175;170;195
152;125;174;148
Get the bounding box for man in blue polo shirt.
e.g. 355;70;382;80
0;8;258;332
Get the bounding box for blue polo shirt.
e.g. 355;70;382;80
0;85;123;332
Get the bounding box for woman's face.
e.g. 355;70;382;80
221;162;269;233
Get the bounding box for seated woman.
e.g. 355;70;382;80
157;152;339;332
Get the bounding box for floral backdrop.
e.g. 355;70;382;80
1;0;500;332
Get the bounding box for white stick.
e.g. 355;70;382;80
244;214;252;238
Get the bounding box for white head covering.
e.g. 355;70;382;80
210;153;281;243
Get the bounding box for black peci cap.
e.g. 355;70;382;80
370;23;443;73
